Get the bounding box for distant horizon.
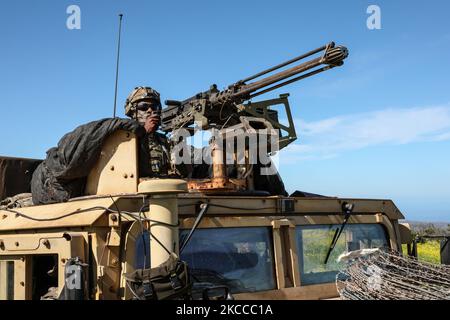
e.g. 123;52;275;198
402;219;450;224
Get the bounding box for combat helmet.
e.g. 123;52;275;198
124;86;161;117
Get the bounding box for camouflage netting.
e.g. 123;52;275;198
31;118;145;205
0;193;33;210
336;249;450;300
3;116;288;207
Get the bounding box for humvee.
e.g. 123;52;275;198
0;129;412;300
0;42;414;300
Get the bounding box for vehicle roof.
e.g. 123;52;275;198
0;194;404;232
0;197;115;231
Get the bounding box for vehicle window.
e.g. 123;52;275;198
180;227;276;295
0;261;14;300
31;255;59;300
296;224;388;285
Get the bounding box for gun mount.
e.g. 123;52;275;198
162;42;349;194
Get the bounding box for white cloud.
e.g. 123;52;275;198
433;131;450;142
281;104;450;163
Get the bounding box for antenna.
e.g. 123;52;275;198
113;14;123;118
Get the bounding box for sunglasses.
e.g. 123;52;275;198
136;101;162;112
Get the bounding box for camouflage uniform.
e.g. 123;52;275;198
125;87;172;177
146;131;171;176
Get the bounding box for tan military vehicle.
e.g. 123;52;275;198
0;42;413;300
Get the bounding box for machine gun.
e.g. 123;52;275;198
162;42;348;193
161;41;348;149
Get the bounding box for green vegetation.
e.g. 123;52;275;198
402;240;441;264
408;222;450;238
300;224;388;274
301;228;345;273
403;221;449;265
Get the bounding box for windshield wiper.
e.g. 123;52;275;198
324;202;354;264
180;203;209;254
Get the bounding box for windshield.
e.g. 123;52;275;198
296;223;389;285
180;227;276;295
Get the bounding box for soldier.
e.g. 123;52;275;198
124;86;172;177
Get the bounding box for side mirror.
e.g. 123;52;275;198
399;223;418;258
399;223;413;244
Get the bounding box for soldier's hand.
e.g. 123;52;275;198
144;115;160;133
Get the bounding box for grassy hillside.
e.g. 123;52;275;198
402;240;441;264
401;220;448;265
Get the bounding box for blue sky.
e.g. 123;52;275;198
0;0;449;222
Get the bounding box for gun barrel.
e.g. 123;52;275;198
248;65;332;99
234;43;348;100
240;43;331;83
161;42;349;132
